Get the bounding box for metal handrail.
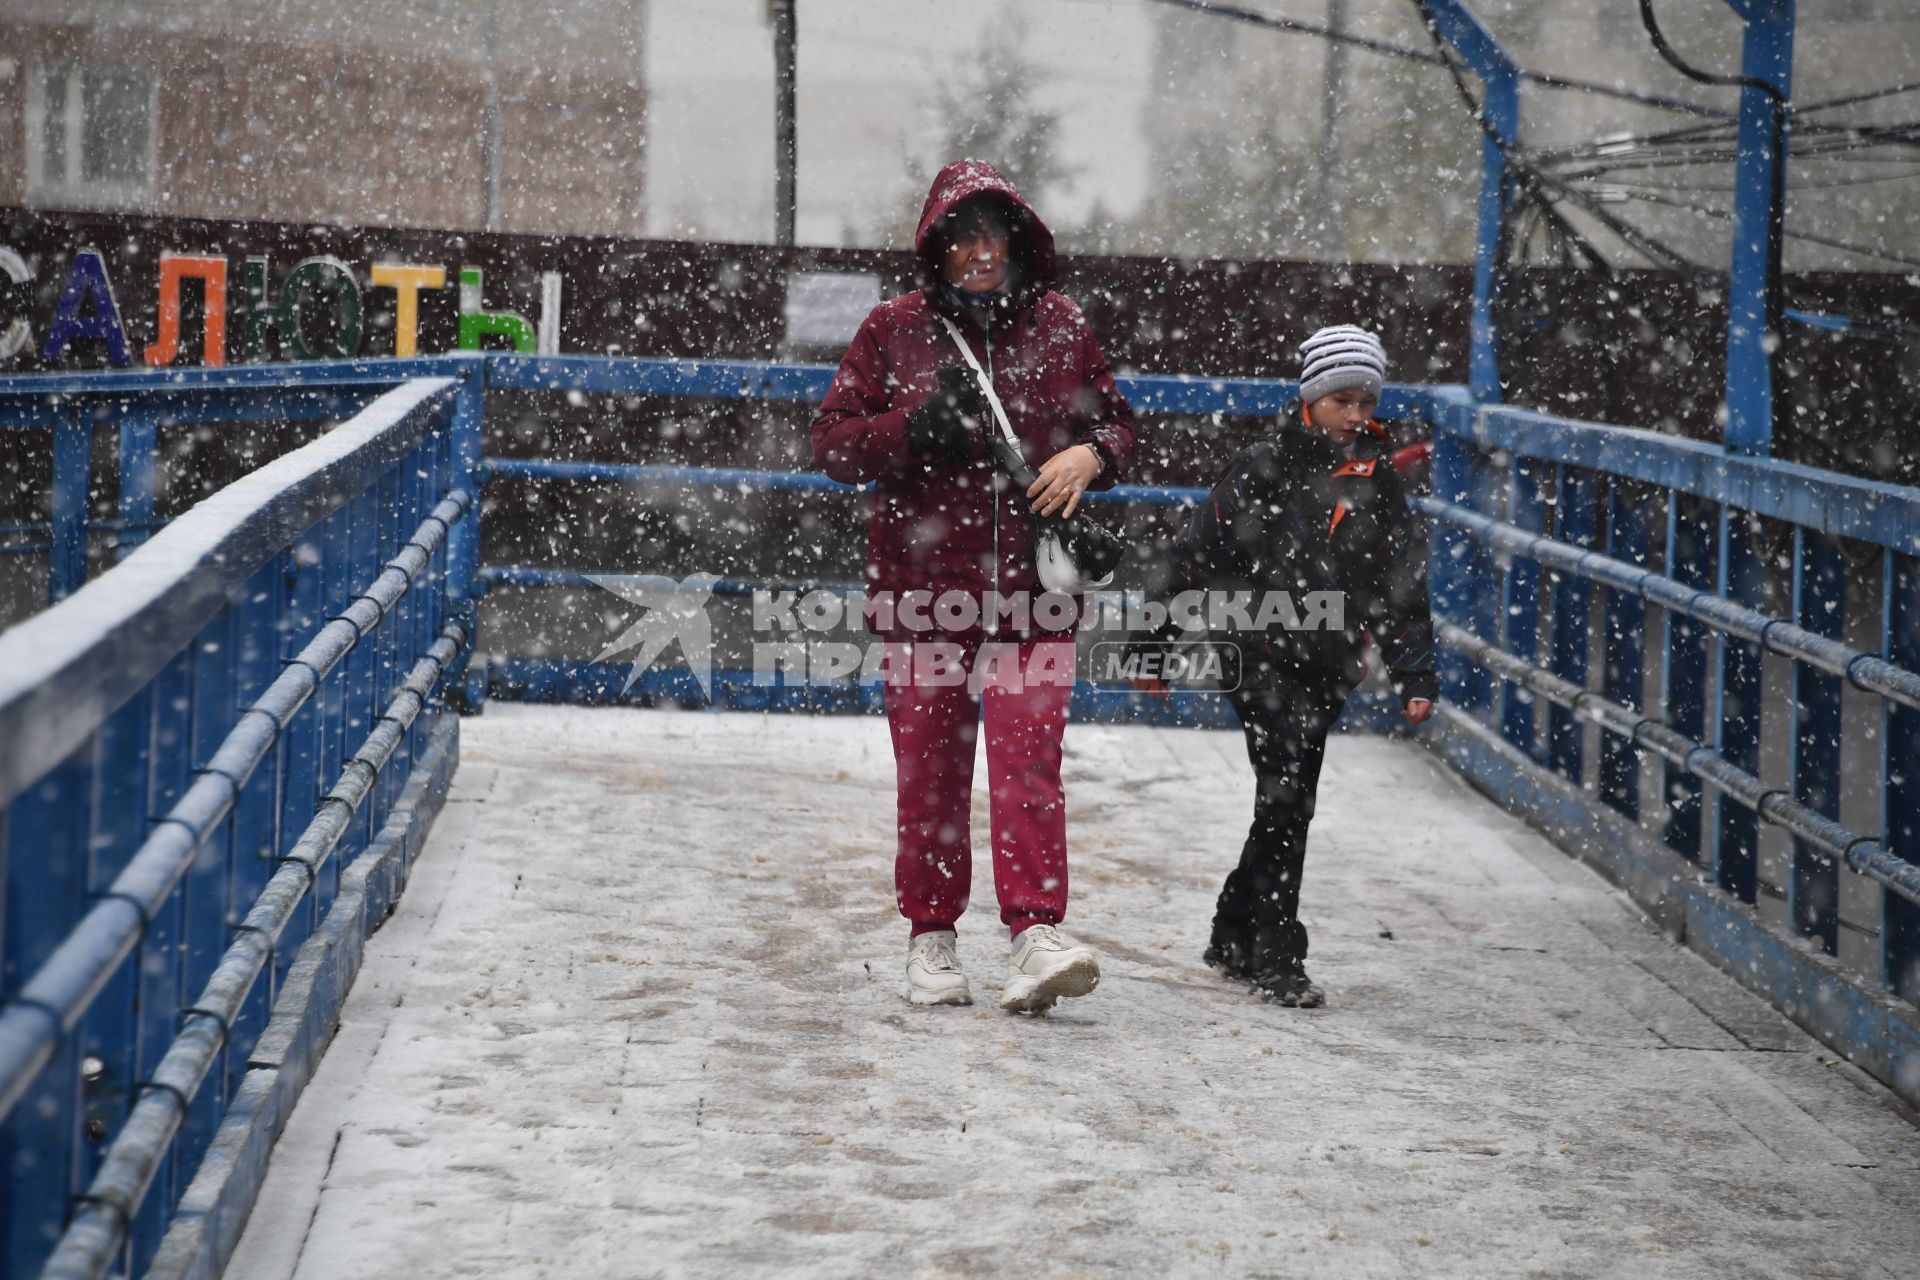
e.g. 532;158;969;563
1436;620;1920;908
44;620;470;1280
1416;493;1920;712
0;378;460;803
0;489;471;1124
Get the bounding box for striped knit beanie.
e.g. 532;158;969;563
1299;324;1387;403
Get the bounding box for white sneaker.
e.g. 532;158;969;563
1000;924;1101;1013
905;930;972;1007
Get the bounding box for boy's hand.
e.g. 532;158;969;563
1403;698;1434;726
1130;676;1171;701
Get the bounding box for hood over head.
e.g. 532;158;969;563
913;159;1056;318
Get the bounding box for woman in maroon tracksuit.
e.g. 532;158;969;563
811;159;1135;1013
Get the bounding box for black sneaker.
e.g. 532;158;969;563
1253;962;1324;1008
1202;941;1251;979
1202;916;1254;980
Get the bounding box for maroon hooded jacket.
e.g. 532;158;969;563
810;160;1137;641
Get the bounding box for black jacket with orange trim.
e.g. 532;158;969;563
1157;418;1438;701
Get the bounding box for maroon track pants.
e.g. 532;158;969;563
882;637;1076;938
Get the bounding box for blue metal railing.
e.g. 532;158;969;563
471;354;1423;731
0;354;1434;735
0;348;1435;1275
8;342;1917;1278
0;372;474;1279
1422;386;1920;1026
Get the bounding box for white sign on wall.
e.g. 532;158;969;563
784;271;881;349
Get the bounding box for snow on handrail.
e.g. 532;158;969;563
0;376;457;810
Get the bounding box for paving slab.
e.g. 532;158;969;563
228;705;1920;1279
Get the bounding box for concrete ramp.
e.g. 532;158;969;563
230;706;1920;1278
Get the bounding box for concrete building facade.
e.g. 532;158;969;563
0;0;649;237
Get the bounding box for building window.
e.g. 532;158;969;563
28;63;155;207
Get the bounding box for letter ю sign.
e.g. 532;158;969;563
4;246;563;368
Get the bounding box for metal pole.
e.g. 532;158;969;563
1417;0;1520;403
48;403;91;602
1719;0;1794;458
773;0;797;246
1317;0;1350;260
482;0;502;232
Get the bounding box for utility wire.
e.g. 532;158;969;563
1529;121;1738;164
1533;93;1920;167
1547;134;1920;181
1793;79;1920;118
1635;0;1790;374
1144;0;1445;68
1792;120;1920;151
1408;0;1840;285
1534;172;1717;278
1606;187;1920;271
1407;0;1621;274
1144;0;1731;118
1564;168;1920;194
1637;0;1787;105
1408;0;1720;280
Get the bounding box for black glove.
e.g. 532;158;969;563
905;366;985;467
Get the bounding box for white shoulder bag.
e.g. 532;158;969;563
936;315;1119;594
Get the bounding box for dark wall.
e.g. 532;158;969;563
0;207;1476;378
4;206;1913;656
1501;267;1920;482
2;206;1915;491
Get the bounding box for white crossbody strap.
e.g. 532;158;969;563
936;315;1022;452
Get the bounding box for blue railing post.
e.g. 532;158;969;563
1499;455;1547;754
1711;509;1764;902
115;408;159;561
1720;0;1795;458
3;744;96;1274
225;561;282;1096
1790;529;1844;951
49;403;92;602
278;537;326;942
371;465;404;834
77;688;156;1241
133;650;194;1268
445;362;483;611
1547;465;1595;782
1;751;93;1278
1884;551;1920;1002
1429;407;1495;714
175;606;238;1180
1420;0;1519;403
1598;481;1649;819
340;488;377;868
1661;495;1715;862
446;361;487;710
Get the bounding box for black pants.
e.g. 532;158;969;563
1213;672;1351;971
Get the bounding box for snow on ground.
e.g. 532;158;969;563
229;705;1920;1279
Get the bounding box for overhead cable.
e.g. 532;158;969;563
1146;0;1730;118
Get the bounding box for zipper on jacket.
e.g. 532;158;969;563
983;317;1001;641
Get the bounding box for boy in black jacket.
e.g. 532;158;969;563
1152;324;1436;1006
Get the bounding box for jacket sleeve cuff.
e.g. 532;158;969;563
1396;668;1440;704
1078;429;1126;489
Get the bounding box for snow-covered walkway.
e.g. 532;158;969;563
229;706;1920;1279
